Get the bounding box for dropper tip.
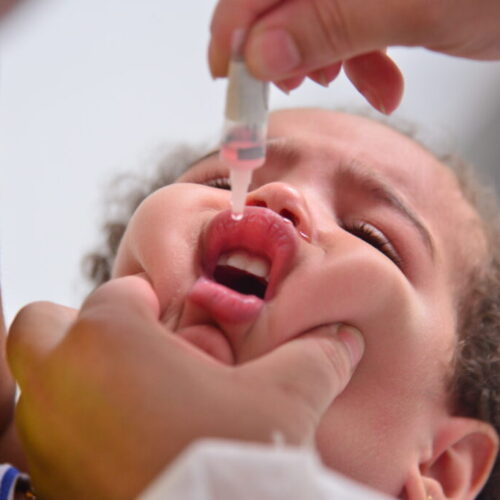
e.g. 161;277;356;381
229;168;252;221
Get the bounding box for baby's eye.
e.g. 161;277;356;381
204;176;232;190
346;221;402;268
179;161;232;190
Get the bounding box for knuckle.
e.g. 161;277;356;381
10;301;53;329
69;315;105;343
317;336;352;385
312;0;355;57
403;0;448;45
416;0;448;28
68;310;123;353
7;301;54;348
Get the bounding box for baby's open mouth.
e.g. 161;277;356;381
187;207;298;325
213;250;270;299
204;207;298;300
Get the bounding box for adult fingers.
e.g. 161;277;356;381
0;0;25;21
307;62;342;88
9;275;161;390
7;302;77;387
246;323;364;429
69;274;163;358
0;292;6;337
343;51;404;114
210;0;434;80
209;0;283;77
78;274;160;325
275;74;306;95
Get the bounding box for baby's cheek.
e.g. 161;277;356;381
350;258;422;334
323;244;421;329
269;244;423;344
112;184;222;315
343;253;439;378
112;234;142;279
312;258;449;495
307;247;434;374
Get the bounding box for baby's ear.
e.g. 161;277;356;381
409;417;498;499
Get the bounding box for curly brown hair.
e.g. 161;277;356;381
82;122;500;499
443;154;500;500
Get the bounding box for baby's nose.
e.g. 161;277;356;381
246;182;312;241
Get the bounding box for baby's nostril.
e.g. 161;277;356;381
251;200;267;208
248;202;298;227
279;209;298;226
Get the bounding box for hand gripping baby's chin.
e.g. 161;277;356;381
153;208;298;362
175;324;236;365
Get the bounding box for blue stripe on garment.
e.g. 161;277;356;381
0;466;20;500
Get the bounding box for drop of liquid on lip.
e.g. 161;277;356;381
229;168;252;222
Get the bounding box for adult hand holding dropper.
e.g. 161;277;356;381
209;0;500;113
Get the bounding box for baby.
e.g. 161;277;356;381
80;107;500;499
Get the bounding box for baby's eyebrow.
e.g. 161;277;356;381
337;162;436;260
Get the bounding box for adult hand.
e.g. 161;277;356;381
0;292;13;417
209;0;500;113
0;0;44;471
0;0;27;21
0;291;22;469
7;275;364;500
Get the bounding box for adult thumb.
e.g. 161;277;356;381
246;323;364;420
244;0;425;80
7;302;77;388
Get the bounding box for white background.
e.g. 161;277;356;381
1;0;500;324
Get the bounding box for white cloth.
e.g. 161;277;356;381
139;439;394;500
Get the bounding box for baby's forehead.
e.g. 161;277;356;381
268;108;410;145
267;109;453;198
267;109;446;189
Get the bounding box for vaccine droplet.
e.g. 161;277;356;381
229;168;252;221
231;212;244;221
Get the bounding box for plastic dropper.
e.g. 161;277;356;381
220;30;270;220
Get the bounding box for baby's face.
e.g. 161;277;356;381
113;109;484;496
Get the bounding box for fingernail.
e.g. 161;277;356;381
359;87;387;115
275;81;291;95
309;70;330;88
248;29;302;79
322;63;342;83
308;64;341;88
314;70;330;88
337;326;364;367
208;38;226;79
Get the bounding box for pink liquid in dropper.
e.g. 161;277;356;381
220;139;265;220
220;140;265;169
